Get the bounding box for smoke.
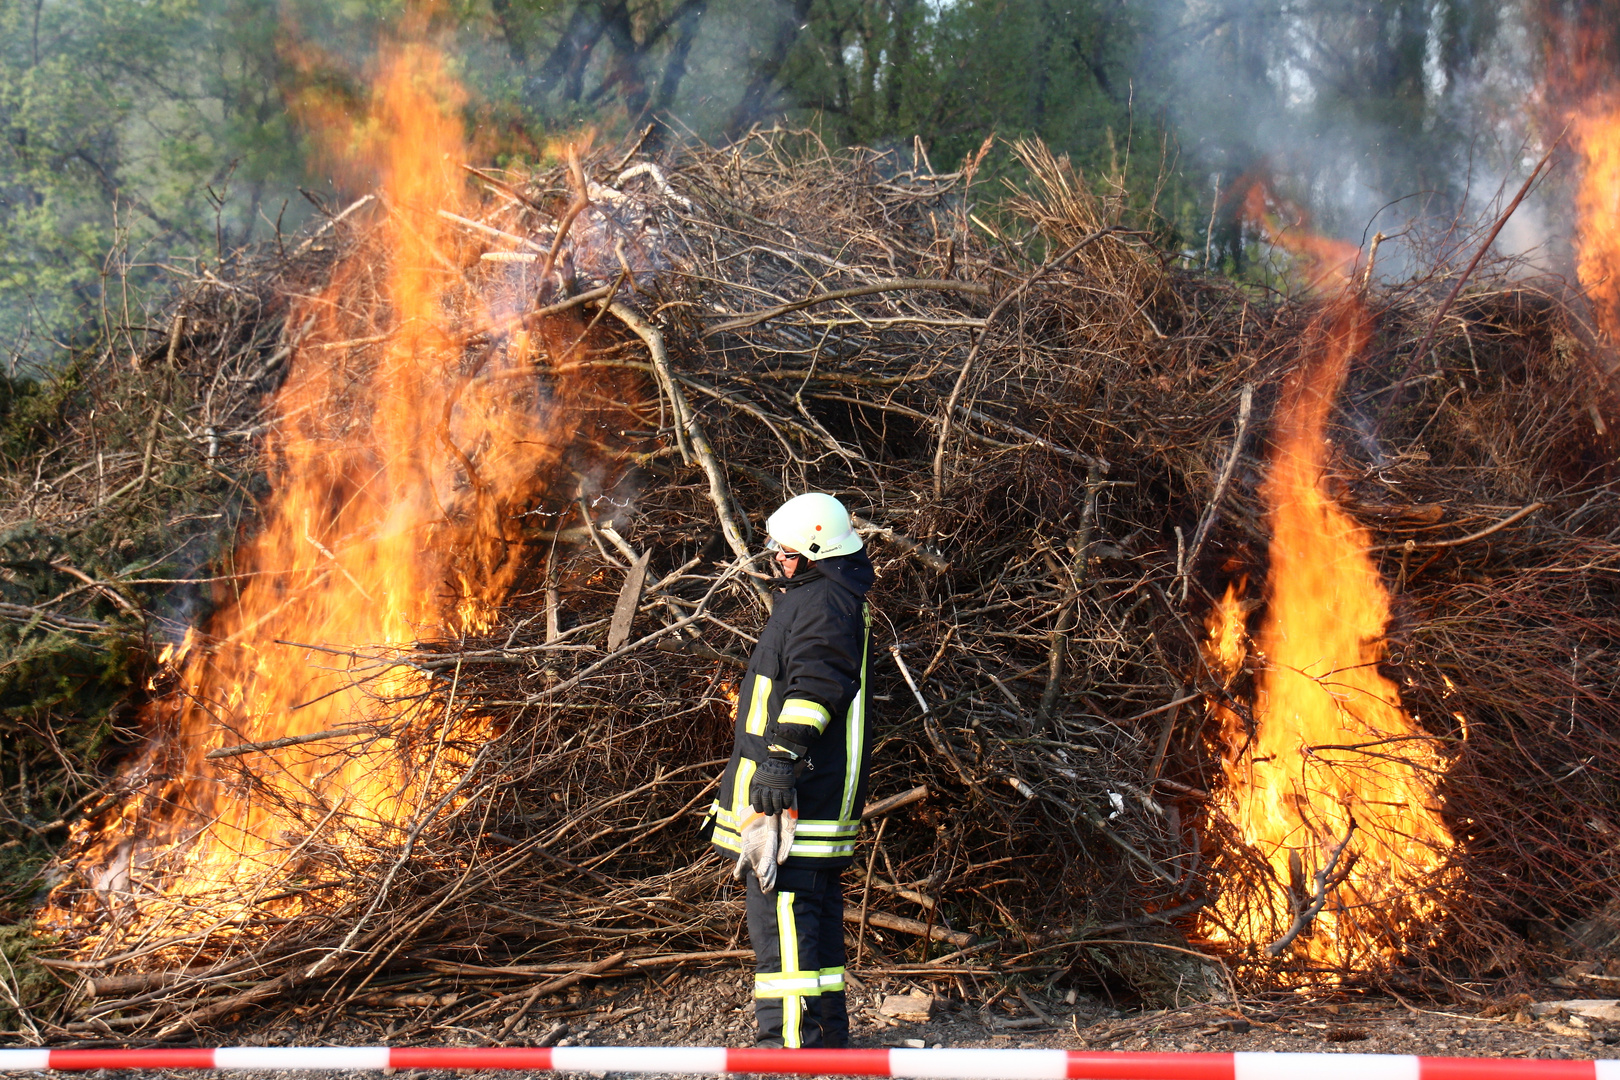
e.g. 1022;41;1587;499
1150;0;1562;279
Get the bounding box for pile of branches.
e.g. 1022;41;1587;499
8;128;1620;1042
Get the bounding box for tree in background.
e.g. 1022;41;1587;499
1;0;1182;370
776;0;1141;163
483;0;711;139
0;0;323;367
0;0;1590;369
477;0;1180;206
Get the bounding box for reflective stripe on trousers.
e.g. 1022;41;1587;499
743;867;848;1049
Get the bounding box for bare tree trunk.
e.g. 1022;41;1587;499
519;1;611;105
723;0;815;139
883;0;919;125
490;0;531;64
649;0;709;147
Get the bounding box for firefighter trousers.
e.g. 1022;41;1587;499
744;866;848;1048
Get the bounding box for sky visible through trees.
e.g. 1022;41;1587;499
0;0;1601;368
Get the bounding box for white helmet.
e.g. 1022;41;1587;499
766;493;863;560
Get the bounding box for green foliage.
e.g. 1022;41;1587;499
0;374;41;465
779;0;1138;163
0;362;83;467
0;0;324;368
0;922;60;1028
0;0;1227;365
0;356;241;904
0;514;147;843
0;611;140;728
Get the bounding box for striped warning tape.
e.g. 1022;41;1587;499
0;1048;1616;1077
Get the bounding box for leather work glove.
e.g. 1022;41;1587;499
749;757;797;816
775;795;798;864
732;792;798;892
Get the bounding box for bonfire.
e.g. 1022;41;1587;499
3;28;1620;1044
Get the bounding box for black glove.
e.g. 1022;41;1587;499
749;757;797;816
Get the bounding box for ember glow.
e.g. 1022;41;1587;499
47;30;589;944
1201;207;1455;967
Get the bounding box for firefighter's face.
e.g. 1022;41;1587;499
774;546;803;578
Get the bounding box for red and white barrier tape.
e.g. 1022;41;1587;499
0;1048;1616;1077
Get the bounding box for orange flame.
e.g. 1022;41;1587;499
1240;183;1364;291
1201;203;1454;968
1574;105;1620;345
50;23;595;941
1542;3;1620;351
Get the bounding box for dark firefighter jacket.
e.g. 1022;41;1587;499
708;549;875;869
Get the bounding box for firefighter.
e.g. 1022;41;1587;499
705;492;874;1049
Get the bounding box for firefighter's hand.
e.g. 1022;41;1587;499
749;757;796;816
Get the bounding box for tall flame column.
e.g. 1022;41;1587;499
1204;297;1454;967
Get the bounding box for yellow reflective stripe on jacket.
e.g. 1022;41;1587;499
731;757;758;823
712;807;857;838
709;827;853;859
785;838;855;858
777;697;831;734
839;605;872;822
744;674;773;735
818;966;846;992
788;818;859;837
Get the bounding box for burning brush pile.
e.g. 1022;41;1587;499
6;45;1620;1042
